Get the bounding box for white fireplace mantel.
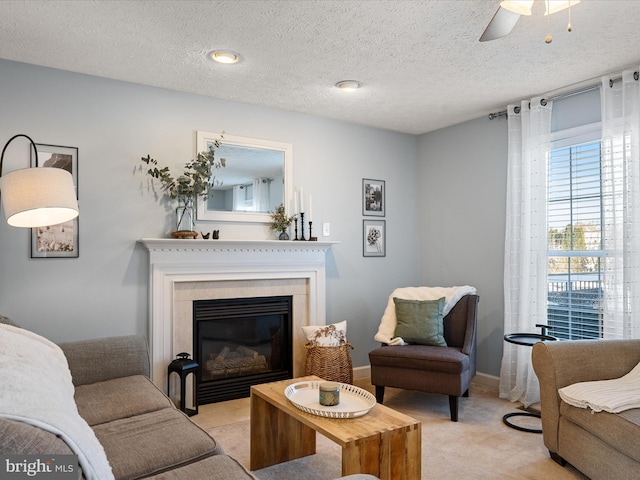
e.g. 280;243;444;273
139;238;338;388
140;238;337;257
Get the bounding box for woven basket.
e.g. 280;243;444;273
304;342;354;384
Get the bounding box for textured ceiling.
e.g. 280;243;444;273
1;0;640;135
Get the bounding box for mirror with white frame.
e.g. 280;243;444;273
196;131;292;223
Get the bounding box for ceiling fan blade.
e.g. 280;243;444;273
479;6;521;42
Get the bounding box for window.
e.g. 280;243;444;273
547;125;603;340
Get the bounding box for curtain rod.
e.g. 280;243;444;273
488;71;639;120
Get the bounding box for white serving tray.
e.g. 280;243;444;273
285;381;376;418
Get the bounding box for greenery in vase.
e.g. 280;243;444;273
141;136;225;232
269;204;295;233
141;136;225;202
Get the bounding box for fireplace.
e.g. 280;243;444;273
139;238;336;393
194;296;293;403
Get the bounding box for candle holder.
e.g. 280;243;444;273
309;221;317;241
293;215;300;241
299;212;306;241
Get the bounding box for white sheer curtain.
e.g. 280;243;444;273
601;69;640;340
253;178;270;212
500;98;553;408
232;185;246;211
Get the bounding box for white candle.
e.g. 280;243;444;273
300;187;304;212
309;195;312;221
294;190;298;215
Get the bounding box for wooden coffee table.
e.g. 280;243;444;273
250;376;421;479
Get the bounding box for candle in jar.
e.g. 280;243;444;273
319;381;340;406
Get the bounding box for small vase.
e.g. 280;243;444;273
278;231;289;240
176;197;194;232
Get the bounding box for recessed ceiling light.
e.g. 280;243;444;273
209;50;240;64
335;80;361;92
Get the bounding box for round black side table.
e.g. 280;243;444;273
502;328;558;433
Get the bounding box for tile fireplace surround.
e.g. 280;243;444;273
139;238;337;391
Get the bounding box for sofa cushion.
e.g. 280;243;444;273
60;335;150;386
0;324;114;480
75;375;173;426
93;407;223;480
144;455;255;479
368;344;468;374
0;418;75;455
560;400;640;463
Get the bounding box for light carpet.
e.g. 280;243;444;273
202;383;587;479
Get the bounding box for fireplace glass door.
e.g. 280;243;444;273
194;296;292;403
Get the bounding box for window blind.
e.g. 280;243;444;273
547;141;603;340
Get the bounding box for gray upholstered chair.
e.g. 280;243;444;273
368;294;479;421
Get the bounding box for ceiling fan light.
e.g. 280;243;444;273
500;0;534;15
545;0;580;16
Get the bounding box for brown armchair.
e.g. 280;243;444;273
368;294;479;421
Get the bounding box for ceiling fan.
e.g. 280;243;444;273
480;0;580;42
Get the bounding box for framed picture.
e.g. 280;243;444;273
362;178;385;216
30;144;79;258
363;219;386;257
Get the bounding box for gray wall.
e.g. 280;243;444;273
2;59;598;378
0;59;420;368
418;117;508;376
417;88;602;377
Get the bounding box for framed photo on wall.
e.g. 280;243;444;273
363;219;386;257
362;178;385;217
30;144;79;258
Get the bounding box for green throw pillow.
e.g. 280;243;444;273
393;297;447;346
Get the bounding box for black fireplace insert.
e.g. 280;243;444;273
194;296;293;404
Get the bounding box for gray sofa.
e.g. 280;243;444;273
0;317;377;480
0;330;256;480
532;339;640;480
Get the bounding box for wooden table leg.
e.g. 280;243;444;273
404;423;422;479
342;423;421;480
379;424;422;480
342;435;381;477
250;392;316;470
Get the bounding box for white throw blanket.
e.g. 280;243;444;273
374;285;477;345
559;360;640;413
0;324;114;480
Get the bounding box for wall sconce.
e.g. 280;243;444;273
0;134;79;228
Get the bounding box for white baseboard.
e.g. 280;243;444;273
472;372;500;391
353;365;371;379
